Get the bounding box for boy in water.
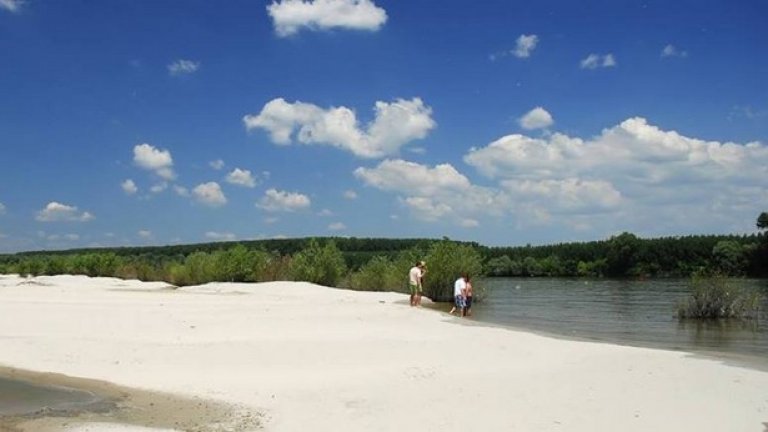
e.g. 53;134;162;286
463;276;473;316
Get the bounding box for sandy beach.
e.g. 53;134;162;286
1;274;767;432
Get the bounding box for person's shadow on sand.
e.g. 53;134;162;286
762;421;768;432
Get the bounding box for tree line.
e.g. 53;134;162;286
1;213;766;298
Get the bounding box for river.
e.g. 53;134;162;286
468;278;768;366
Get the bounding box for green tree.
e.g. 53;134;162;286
712;240;747;276
290;239;347;286
757;212;768;230
605;232;641;277
422;240;483;301
485;255;514;276
348;255;401;291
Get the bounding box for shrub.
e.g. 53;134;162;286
422;240;483;302
677;271;762;319
290;239;347;287
348;255;403;291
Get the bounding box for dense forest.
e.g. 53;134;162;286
1;213;766;299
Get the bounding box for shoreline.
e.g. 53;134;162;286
0;366;261;432
419;295;768;373
2;275;768;431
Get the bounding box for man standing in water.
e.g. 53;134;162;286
449;273;467;316
408;261;426;307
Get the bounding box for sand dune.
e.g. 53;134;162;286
1;274;766;431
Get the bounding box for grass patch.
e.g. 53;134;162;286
677;272;762;320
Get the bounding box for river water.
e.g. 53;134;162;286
470;278;768;365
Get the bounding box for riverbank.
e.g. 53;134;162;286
1;274;767;431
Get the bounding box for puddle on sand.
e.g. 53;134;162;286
0;367;263;432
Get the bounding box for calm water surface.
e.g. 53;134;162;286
471;278;768;365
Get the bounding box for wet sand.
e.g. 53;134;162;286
0;367;261;432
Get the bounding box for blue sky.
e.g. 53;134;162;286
1;0;767;252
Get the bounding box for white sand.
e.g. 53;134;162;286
1;274;767;432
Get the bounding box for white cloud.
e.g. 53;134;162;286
205;231;237;241
354;159;503;223
661;44;688;58
500;178;622;213
463;116;768;226
519;107;554;130
36;202;94;222
580;53;616;69
226;168;257;188
243;97;436;158
343;190;358;199
318;209;333;216
138;230;152;239
264;216;280;224
513;34;538;58
257;189;311;212
356;117;768;235
150;182;168;194
328;222;346;231
173;185;190;197
210;159;225;170
167;59;200;76
64;233;80;241
267;0;387;37
121;179;138;195
0;0;23;13
133;143;175;180
193;182;227;207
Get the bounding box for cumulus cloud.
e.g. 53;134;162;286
328;222;346;231
661;44;688;58
243;97;436;158
513;34;538;58
193;182;227;207
343;190;358;199
167;59;200;76
580;53;616;69
36;202;94;222
150;182;168;194
354;159;503;223
210;159;225;170
205;231;236;241
463;116;768;229
138;230;152;239
133;143;175;180
267;0;387;37
519;107;554;130
121;179;138;195
0;0;23;13
226;168;257;188
257;188;311;212
173;185;190;197
356;116;767;235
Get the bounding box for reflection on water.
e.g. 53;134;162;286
472;278;768;362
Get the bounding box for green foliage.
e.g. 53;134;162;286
677;271;762;319
422;240;483;301
712;240;748;276
757;212;768;230
605;232;641;276
348;255;402;291
290;239;347;287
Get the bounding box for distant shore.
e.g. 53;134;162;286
1;274;767;431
